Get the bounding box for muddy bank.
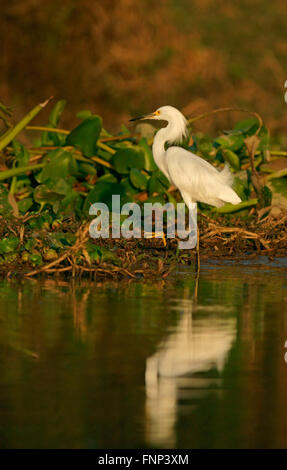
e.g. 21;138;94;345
0;210;286;280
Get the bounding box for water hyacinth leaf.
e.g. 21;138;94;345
138;138;157;171
233;118;259;136
0;237;19;254
258;185;272;208
85;241;102;262
112;147;145;174
21;251;29;262
86;241;120;265
233;177;250;201
214;134;245;152
33;178;71;205
59;190;83;216
34;185;64;204
12;140;30;166
2;253;18;263
24;238;35;251
11;175;31;191
76;110;92;120
66;116;102;157
29;253;43;267
99;246;121;265
78;162;97;176
53;178;74;195
130;168;148;190
43;248;58;261
271;179;287;197
84;182;131;212
148;171;170;195
257;127;270;153
18;197;33;213
27;213;53;230
96;174;117;184
269;179;287;209
120;177;139;197
197;135;213;157
37;149;78;183
222;149;240;170
48;232;76;249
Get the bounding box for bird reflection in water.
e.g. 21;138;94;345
145;277;237;448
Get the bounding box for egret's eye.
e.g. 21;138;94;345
155;110;160;116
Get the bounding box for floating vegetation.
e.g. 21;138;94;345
0;98;286;278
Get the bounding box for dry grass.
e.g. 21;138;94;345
1;209;286;280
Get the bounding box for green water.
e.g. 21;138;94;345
0;258;287;449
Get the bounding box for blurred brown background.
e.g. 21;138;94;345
1;0;287;134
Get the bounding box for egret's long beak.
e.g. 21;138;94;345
129;112;156;122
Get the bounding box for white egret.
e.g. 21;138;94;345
130;105;241;269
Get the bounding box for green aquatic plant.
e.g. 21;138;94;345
0;98;280;218
0;98;286;276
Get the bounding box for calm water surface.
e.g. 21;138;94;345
0;258;287;449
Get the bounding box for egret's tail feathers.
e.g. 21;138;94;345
220;163;234;186
217;163;241;205
219;186;242;205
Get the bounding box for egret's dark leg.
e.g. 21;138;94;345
195;226;200;273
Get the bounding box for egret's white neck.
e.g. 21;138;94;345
152;127;169;177
152;121;183;180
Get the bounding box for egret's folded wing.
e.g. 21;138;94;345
166;147;241;206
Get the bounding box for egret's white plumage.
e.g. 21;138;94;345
131;105;241;209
